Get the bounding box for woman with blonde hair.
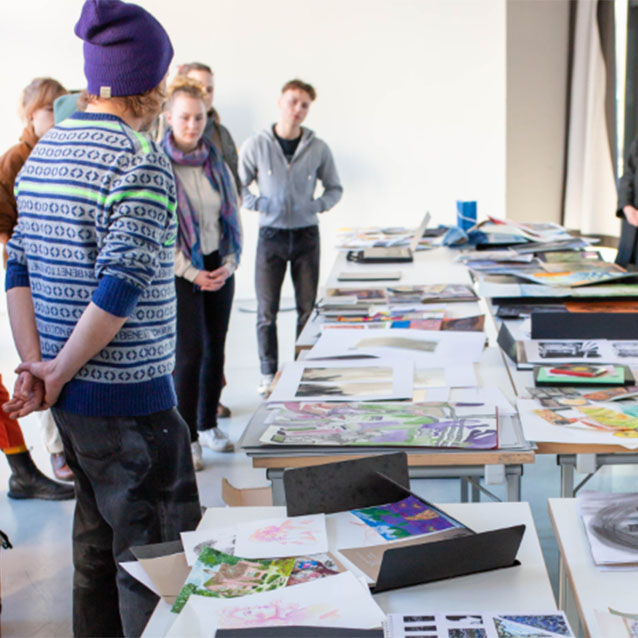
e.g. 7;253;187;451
162;77;242;466
0;77;73;499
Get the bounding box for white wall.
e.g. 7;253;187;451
0;0;506;300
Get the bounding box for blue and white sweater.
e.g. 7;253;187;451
5;112;178;417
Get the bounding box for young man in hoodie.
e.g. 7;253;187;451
239;79;343;393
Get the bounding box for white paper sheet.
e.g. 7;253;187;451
267;358;414;403
165;572;385;637
233;514;328;559
180;526;237;566
306;329;485;366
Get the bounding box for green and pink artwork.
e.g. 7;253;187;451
171;547;295;613
350;495;462;540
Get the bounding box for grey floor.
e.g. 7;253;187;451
1;298;637;637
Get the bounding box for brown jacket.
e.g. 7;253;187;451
0;124;38;264
0;124;38;237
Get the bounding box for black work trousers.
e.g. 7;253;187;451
52;407;201;637
255;225;320;375
174;250;235;440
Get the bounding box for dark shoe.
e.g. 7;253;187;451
50;453;74;482
217;403;232;418
6;451;75;501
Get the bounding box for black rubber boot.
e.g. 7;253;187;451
6;451;75;500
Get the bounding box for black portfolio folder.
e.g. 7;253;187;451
283;454;525;594
531;311;638;340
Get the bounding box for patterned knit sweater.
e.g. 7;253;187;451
5;112;178;416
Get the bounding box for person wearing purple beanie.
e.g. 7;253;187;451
2;1;201;635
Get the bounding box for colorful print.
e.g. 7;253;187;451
350;495;461;540
449;630;487;638
260;402;498;450
286;554;341;586
494;614;572;637
171;547;294;613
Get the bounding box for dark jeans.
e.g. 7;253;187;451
255;225;320;374
174;250;235;440
51;407;201;638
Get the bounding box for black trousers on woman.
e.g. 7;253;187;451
174;250;235;442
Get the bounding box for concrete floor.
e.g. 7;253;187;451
0;296;637;637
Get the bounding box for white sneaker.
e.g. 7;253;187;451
191;442;203;471
199;428;234;453
258;374;275;395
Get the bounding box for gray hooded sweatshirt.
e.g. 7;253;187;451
238;126;343;229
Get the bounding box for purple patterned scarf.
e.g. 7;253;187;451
162;132;241;270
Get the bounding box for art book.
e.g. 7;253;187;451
384;611;574;638
234;514;328;559
165;572;386;636
171;547;295;613
259;402;498;449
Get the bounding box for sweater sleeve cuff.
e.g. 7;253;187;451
92;274;142;318
4;260;29;291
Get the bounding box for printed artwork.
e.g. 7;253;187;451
578;491;638;566
493;615;572;637
171;547;295;613
234;514;328;559
383;612;574;638
300;366;392;383
354;336;438;353
531;404;638;437
165;572;386;636
613;342;638;359
295;381;395;399
287;553;342;586
260;402;498;449
267;359;414;403
514;268;635;288
325;287;387;302
350;495;461;540
538;341;601;359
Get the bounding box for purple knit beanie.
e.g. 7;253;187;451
74;0;174;97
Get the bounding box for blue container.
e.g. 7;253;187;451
456;200;477;231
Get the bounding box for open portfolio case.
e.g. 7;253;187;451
282;453;526;593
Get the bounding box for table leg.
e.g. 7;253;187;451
471;480;480;502
505;466;521;502
460;477;469;503
559;457;575;498
266;469;286;505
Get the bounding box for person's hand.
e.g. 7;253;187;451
193;267;229;292
12;360;67;411
207;266;230;291
2;370;46;418
194;270;222;291
624;205;638;227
